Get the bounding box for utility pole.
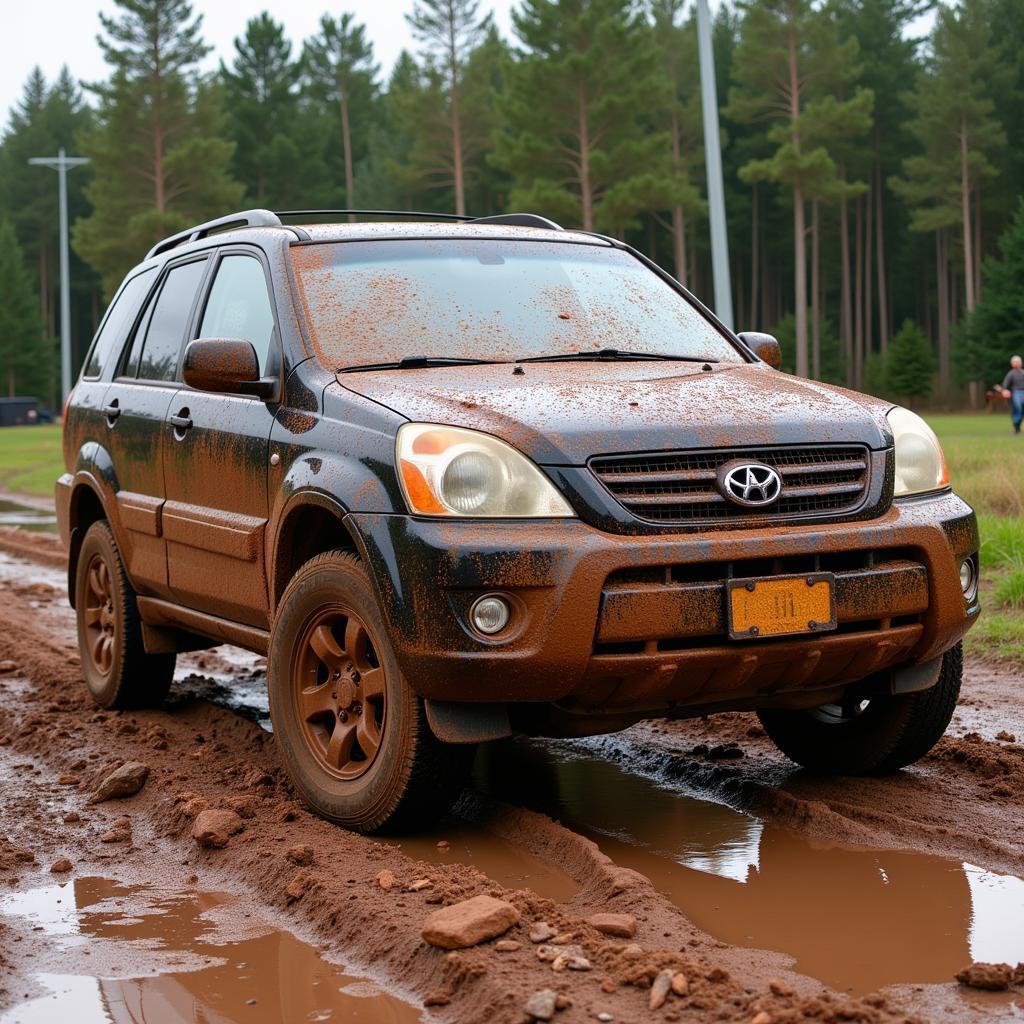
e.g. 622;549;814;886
695;0;734;331
28;148;89;405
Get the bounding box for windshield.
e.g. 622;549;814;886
289;239;744;369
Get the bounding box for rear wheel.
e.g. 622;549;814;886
75;520;175;708
268;550;474;833
757;643;962;775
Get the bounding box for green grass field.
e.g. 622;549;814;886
0;414;1021;661
0;423;62;497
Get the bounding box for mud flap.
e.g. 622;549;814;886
424;699;512;744
891;656;942;694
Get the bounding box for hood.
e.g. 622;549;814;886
336;361;893;465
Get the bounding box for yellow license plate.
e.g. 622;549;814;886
727;573;836;640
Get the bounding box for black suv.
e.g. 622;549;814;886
59;209;979;832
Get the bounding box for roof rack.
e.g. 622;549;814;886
146;209;288;260
146;208;566;260
277;209;473;222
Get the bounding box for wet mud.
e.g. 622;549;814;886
0;528;1023;1022
0;499;57;534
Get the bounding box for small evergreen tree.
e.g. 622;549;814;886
960;199;1024;389
885;318;934;405
0;221;50;399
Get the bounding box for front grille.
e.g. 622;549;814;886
590;444;871;525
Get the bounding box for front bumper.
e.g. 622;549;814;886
347;492;979;715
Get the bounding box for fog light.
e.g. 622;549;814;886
959;558;978;601
470;595;511;636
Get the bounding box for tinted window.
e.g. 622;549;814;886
290;240;742;369
82;269;156;378
199;255;276;373
135;260;207;381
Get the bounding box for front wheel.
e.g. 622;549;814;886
758;643;962;775
268;550;474;833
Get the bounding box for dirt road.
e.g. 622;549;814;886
0;526;1022;1023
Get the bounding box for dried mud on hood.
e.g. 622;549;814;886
336;361;893;464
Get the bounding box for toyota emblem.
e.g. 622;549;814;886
718;462;782;507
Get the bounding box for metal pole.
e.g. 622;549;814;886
696;0;734;331
28;149;89;405
57;149;72;401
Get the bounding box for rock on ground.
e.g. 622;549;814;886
421;894;521;950
587;912;637;938
956;962;1015;991
87;762;149;804
191;808;244;849
523;989;558;1021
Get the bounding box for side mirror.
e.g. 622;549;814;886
738;331;782;370
183;338;276;399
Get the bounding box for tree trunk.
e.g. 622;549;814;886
669;107;687;285
864;178;873;362
450;77;465;216
959;116;975;312
839;180;852;385
750;183;759;329
577;87;593;232
974;181;982;303
341;93;355;221
811;198;821;380
787;16;808;377
875;159;889;352
854;194;863;389
936;229;950;392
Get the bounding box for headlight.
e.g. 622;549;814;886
396;423;575;518
887;407;949;497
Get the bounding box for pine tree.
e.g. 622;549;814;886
492;0;666;232
302;14;379;216
727;0;873;380
0;221;50;399
885;318;934;404
73;0;242;295
221;14;302;206
961;199;1024;389
890;0;1007;393
406;0;492;216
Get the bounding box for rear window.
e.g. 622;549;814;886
289;239;742;369
81;268;156;379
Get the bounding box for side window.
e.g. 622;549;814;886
134;260;208;382
199;255;276;374
82;268;156;379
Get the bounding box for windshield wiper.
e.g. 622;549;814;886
513;348;718;364
338;355;507;373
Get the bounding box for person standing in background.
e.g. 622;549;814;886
1002;356;1024;434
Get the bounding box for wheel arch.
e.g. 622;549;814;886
66;475;114;608
269;491;366;615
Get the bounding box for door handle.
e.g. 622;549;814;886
103;400;120;422
169;410;193;431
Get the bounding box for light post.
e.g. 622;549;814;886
28;148;89;405
695;0;734;331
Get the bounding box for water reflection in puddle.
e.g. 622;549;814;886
0;877;423;1023
475;738;1024;995
0;499;57;532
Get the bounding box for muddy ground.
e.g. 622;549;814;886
0;524;1022;1024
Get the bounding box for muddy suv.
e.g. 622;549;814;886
59;209;979;832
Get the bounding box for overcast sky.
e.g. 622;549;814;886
4;0;519;128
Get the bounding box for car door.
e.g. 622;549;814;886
162;249;280;629
102;256;210;599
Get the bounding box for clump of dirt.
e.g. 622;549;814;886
956;962;1024;992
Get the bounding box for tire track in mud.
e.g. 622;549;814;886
0;530;1020;1021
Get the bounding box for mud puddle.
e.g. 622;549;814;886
0;876;423;1023
385;822;578;902
476;738;1024;997
0;499;57;533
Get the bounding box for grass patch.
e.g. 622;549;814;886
927;414;1024;664
0;424;64;497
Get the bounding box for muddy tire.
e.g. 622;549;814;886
268;550;474;833
75;520;175;709
757;643;962;775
